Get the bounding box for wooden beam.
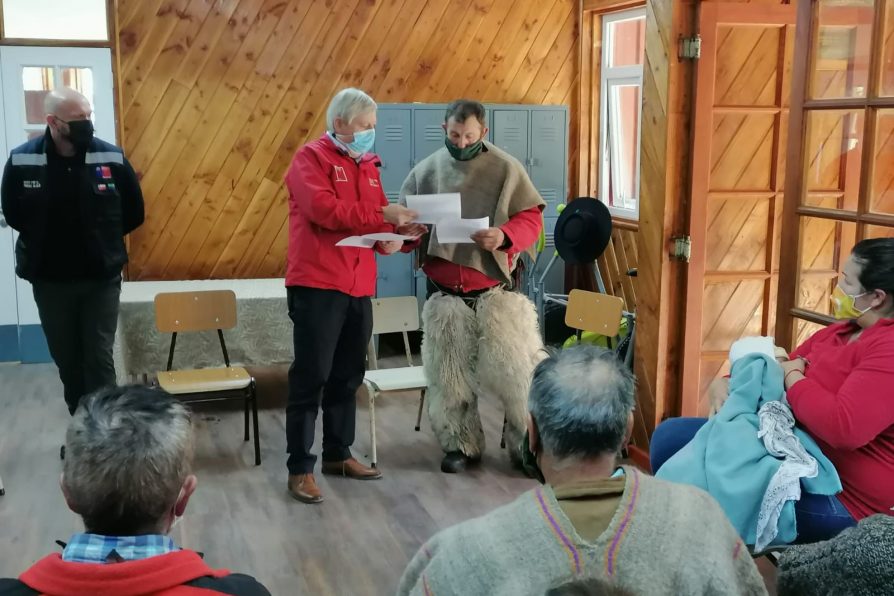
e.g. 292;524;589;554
776;0;814;351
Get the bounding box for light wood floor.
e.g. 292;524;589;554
0;361;534;595
0;361;777;595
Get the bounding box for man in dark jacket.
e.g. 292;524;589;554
0;385;270;596
0;87;144;415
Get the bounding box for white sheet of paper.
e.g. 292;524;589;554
405;193;462;224
435;217;490;244
362;232;416;242
336;236;378;248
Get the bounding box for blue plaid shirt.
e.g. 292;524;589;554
62;533;178;564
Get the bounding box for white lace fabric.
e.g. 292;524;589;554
755;400;819;551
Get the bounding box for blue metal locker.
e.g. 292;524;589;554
530;110;567;214
491;110;529;165
374;107;412;202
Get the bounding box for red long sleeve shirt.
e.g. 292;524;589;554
788;318;894;520
409;206;543;292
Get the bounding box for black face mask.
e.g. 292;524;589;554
60;119;94;150
521;433;546;484
445;137;483;161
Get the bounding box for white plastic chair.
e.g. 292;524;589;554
363;296;427;468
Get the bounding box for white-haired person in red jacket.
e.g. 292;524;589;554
283;87;424;504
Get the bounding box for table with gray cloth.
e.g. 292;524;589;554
113;279;293;383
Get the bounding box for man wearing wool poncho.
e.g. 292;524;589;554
398;100;546;474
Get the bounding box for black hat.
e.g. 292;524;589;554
553;197;612;264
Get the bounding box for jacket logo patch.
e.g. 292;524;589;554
333;165;348;183
369;178;379;187
95;166;113;180
23;180;41;189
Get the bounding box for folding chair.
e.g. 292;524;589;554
154;290;260;466
363;296;427;468
564;289;625;343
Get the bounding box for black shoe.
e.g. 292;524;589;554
60;445;65;460
440;451;479;474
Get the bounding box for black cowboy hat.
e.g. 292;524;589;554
553;197;612;264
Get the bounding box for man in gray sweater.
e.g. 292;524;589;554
398;99;546;473
398;346;768;595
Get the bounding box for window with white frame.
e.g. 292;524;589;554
599;8;646;219
2;0;108;41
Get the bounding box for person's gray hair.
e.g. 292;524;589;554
326;87;376;131
63;385;194;535
44;87;90;116
529;345;635;458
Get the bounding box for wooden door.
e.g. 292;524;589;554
776;0;894;349
680;3;797;416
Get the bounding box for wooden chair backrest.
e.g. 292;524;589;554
154;290;238;333
564;289;623;337
371;296;420;335
368;296;420;369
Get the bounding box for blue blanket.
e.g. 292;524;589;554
656;353;842;546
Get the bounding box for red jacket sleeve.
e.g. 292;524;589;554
499;206;544;256
788;339;894;450
285;148;384;233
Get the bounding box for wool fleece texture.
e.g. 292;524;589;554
777;514;894;596
397;468;768;596
421;287;544;460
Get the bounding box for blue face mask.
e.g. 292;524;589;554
339;128;375;155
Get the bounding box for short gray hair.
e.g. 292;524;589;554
63;385;193;535
326;87;376;131
529;345;635;458
44;87;90;116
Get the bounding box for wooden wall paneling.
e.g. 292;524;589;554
127;0;270;278
465;0;560;100
123;0;581;280
178;0;386;278
145;0;300;278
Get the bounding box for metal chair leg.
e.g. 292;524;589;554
500;415;507;449
415;389;426;431
250;380;261;466
0;474;5;496
367;382;378;468
243;388;250;442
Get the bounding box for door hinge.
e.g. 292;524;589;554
671;235;692;262
678;35;701;60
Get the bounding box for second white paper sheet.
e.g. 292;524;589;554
405;193;462;224
435;217;489;244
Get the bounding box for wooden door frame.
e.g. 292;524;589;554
776;0;894;348
679;2;797;416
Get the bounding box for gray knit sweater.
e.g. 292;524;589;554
778;514;894;596
397;468;768;596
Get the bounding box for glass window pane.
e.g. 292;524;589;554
871;109;894;214
609;16;646;67
809;0;875;100
3;0;108;41
794;319;828;349
802;109;864;210
607;82;641;211
797;216;857;313
883;1;894;96
22;66;53;125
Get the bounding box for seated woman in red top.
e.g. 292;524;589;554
651;238;894;543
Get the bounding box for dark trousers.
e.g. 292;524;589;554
650;417;857;543
285;286;373;474
32;276;121;415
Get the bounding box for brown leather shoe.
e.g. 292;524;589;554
321;457;382;480
288;473;323;503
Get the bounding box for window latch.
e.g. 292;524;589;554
671;235;692;262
